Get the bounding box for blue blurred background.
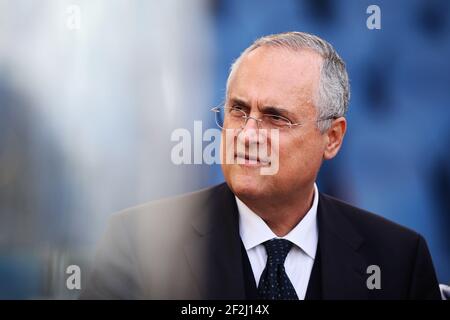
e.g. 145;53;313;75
0;0;449;298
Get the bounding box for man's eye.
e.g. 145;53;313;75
231;105;245;111
268;114;289;125
229;106;246;116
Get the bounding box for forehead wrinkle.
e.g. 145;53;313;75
228;46;322;117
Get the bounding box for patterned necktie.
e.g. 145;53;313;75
257;238;299;300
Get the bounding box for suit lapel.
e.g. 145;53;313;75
184;183;246;299
317;193;368;299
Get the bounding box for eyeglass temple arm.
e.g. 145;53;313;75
289;115;340;127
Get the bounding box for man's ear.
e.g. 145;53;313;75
323;117;347;160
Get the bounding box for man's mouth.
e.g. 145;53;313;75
234;152;271;166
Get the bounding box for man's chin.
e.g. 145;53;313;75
226;173;269;201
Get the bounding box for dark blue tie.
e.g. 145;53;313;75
257;239;299;300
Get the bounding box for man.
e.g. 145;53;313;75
81;32;441;299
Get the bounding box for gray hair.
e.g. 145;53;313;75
226;31;350;132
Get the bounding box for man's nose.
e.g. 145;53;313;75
243;116;260;130
239;116;261;146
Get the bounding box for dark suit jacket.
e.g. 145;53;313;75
80;183;441;299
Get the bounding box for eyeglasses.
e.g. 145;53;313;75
210;105;337;130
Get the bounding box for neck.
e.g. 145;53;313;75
241;184;315;237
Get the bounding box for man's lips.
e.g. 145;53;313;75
234;152;271;165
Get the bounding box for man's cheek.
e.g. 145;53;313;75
220;132;235;165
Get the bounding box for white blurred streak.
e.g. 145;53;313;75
0;0;213;245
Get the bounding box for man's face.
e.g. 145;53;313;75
221;46;328;202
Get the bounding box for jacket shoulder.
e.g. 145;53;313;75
319;193;422;245
115;184;223;221
319;193;441;299
106;183;228;243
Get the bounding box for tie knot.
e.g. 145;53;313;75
263;239;293;264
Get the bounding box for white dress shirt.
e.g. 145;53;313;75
236;183;319;300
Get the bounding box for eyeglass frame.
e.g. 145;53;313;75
210;105;338;129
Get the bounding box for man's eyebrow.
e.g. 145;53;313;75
260;105;294;118
228;97;250;107
228;97;294;118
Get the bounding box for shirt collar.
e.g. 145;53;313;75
236;183;319;259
